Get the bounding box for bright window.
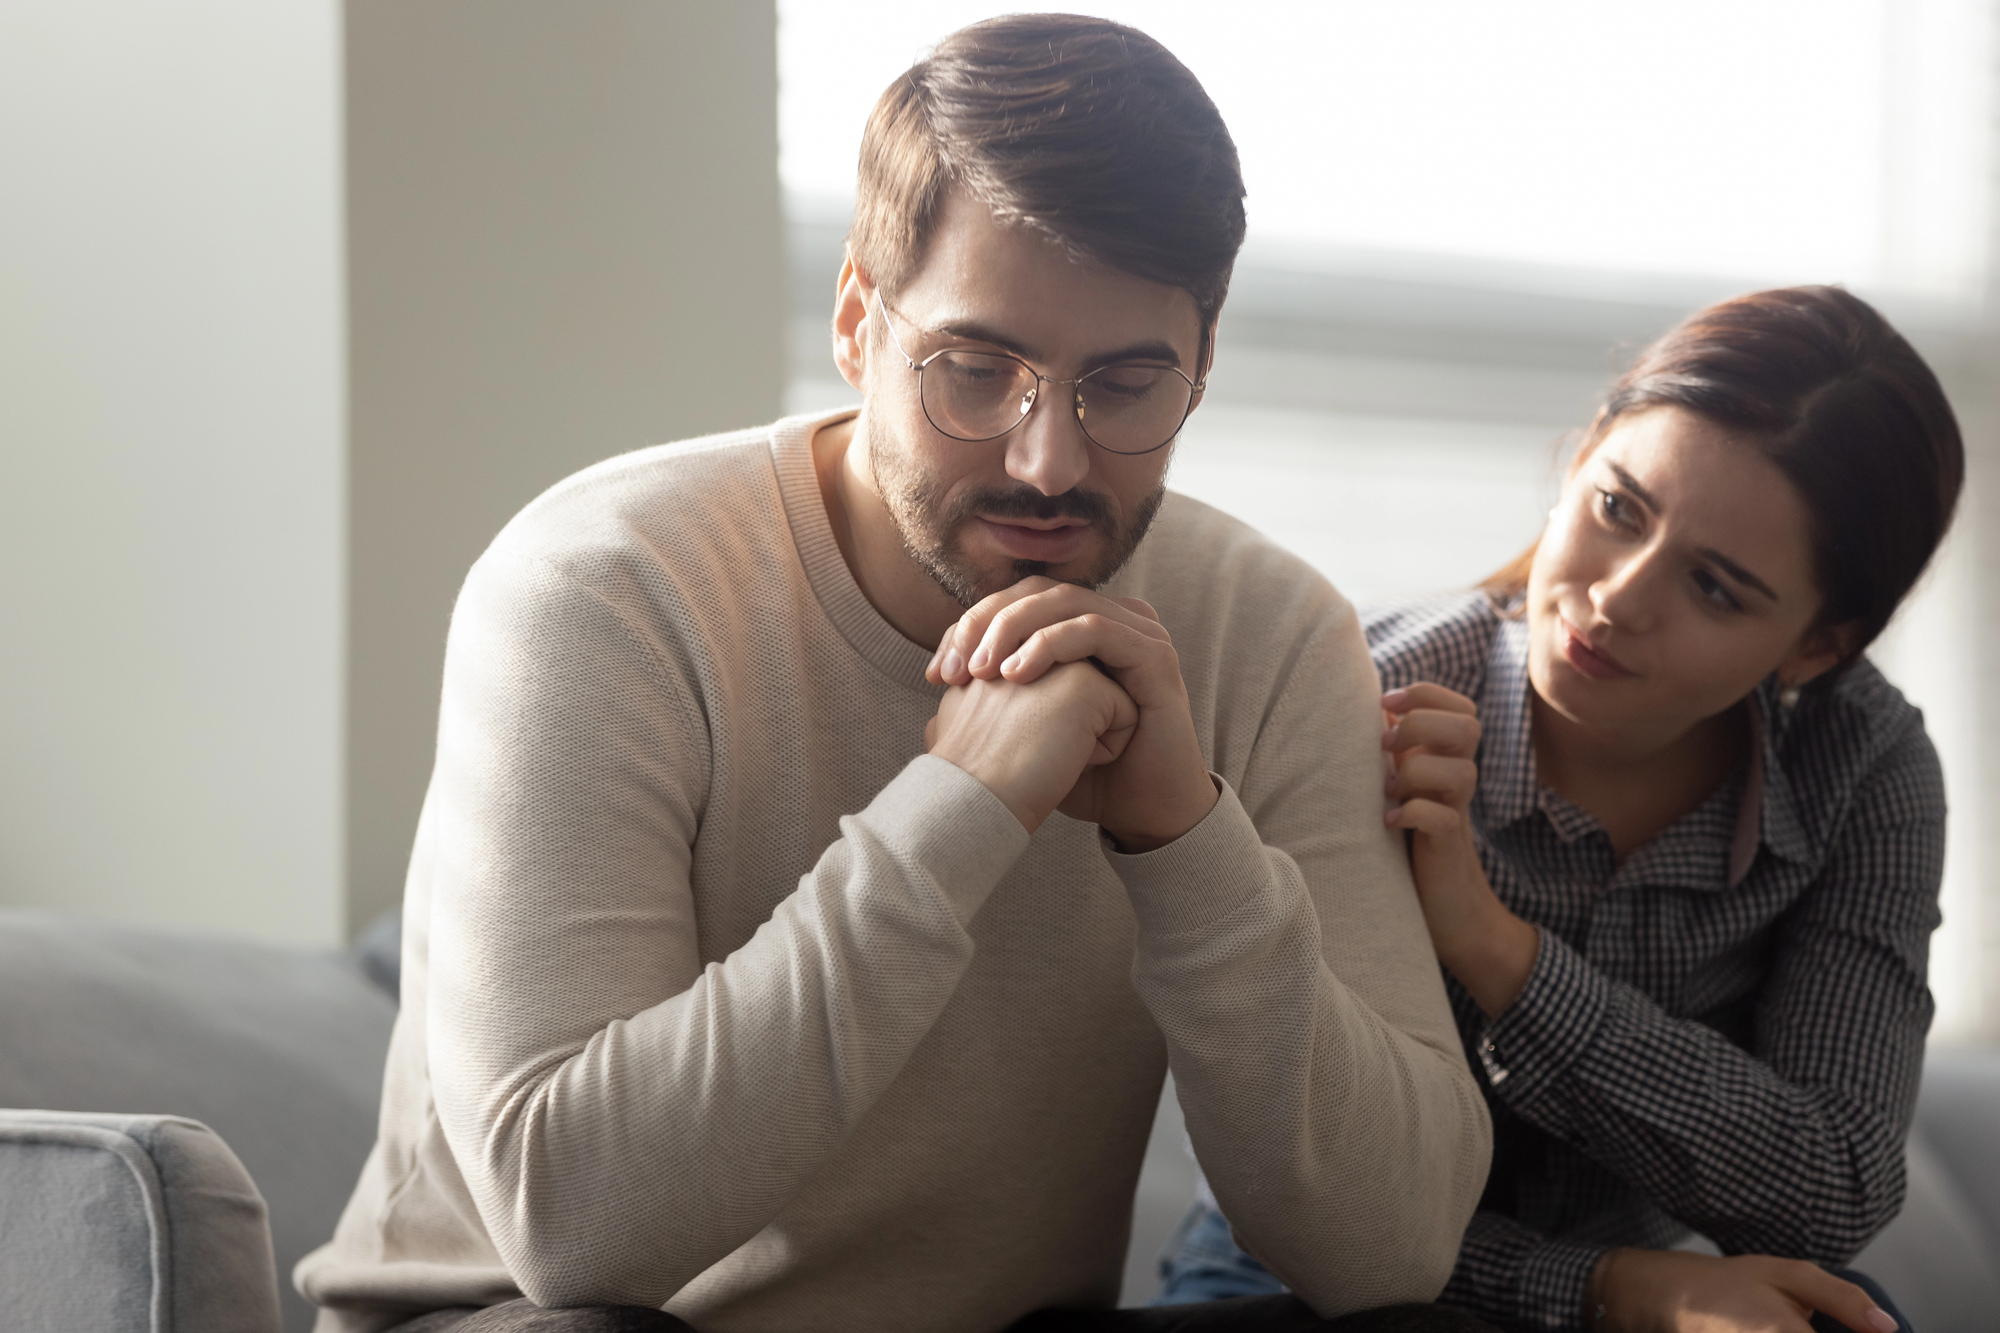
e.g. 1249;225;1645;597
780;0;1996;300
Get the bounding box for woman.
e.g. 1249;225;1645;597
1159;286;1960;1333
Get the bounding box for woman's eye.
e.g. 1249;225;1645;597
1692;567;1742;612
1596;488;1638;530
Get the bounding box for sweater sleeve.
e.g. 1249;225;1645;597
1112;592;1492;1315
1475;727;1942;1264
424;550;1029;1308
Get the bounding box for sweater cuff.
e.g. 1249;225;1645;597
1101;777;1273;939
864;753;1032;925
1476;928;1610;1115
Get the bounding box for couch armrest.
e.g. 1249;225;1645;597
0;1109;283;1333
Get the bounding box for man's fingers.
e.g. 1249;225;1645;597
1382;682;1478;719
1384;708;1482;758
1767;1263;1897;1333
928;578;1058;685
1111;595;1161;624
968;584;1169;679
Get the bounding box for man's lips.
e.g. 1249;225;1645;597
1558;619;1636;681
975;514;1094;562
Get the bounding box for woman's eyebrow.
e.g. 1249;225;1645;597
1605;459;1779;601
1698;547;1780;602
1605;461;1660;511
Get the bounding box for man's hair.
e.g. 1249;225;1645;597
850;14;1247;362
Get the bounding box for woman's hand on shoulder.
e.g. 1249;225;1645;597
1383;682;1538;1018
1592;1247;1899;1333
1382;683;1482;836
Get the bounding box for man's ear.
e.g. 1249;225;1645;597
831;249;876;392
1777;620;1860;691
1189;316;1218;414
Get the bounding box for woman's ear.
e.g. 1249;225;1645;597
831;250;875;391
1777;621;1861;690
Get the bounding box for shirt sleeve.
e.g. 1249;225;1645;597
424;549;1030;1307
1442;1210;1607;1333
1474;725;1943;1264
1112;589;1493;1315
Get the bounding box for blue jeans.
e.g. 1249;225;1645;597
1154;1201;1914;1332
1155;1201;1285;1305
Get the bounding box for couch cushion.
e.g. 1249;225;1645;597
1914;1050;2000;1247
1851;1127;2000;1333
0;911;397;1333
0;1110;283;1332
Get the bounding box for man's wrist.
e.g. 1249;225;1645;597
1099;771;1221;853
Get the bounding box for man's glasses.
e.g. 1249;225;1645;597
876;294;1203;456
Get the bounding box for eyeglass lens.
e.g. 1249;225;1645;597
920;351;1193;455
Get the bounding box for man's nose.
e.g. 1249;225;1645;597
1002;384;1093;497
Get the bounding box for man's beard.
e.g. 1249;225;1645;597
872;448;1167;609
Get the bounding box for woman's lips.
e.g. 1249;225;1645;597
975;515;1093;563
1559;619;1637;681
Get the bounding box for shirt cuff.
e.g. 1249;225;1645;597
1516;1237;1609;1332
1098;776;1274;939
1476;927;1612;1117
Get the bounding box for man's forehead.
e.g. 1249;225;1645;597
892;199;1206;364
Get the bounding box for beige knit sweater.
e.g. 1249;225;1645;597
297;412;1490;1333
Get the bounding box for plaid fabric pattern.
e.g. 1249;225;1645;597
1365;592;1944;1332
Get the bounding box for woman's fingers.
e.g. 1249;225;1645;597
1385;796;1460;835
1388;752;1478;810
1382;682;1477;718
1384;708;1482;759
1764;1261;1898;1333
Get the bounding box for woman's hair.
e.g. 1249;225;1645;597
1485;285;1964;663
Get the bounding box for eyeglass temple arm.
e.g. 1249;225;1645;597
874;291;921;370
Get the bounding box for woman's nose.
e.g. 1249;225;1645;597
1590;549;1657;627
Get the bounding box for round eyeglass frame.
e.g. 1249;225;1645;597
875;293;1205;456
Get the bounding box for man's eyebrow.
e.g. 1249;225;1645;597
1697;547;1780;602
926;320;1183;370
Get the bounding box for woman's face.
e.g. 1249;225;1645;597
1526;405;1842;745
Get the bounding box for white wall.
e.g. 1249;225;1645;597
0;0;346;945
343;0;784;935
0;2;786;944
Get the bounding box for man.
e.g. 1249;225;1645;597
300;16;1491;1333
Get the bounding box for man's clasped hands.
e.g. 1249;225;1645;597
923;575;1218;855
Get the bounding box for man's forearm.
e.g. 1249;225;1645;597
428;755;1027;1307
1115;786;1492;1315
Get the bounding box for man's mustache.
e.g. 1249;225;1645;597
949;485;1114;526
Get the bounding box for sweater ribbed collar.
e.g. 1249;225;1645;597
769;410;943;694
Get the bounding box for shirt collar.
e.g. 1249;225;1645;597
1472;615;1539;831
1472;613;1816;886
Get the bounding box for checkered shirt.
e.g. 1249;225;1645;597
1365;592;1943;1332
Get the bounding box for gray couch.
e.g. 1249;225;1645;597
2;906;1996;1332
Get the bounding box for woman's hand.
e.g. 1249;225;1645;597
1383;683;1538;1018
1591;1248;1899;1333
